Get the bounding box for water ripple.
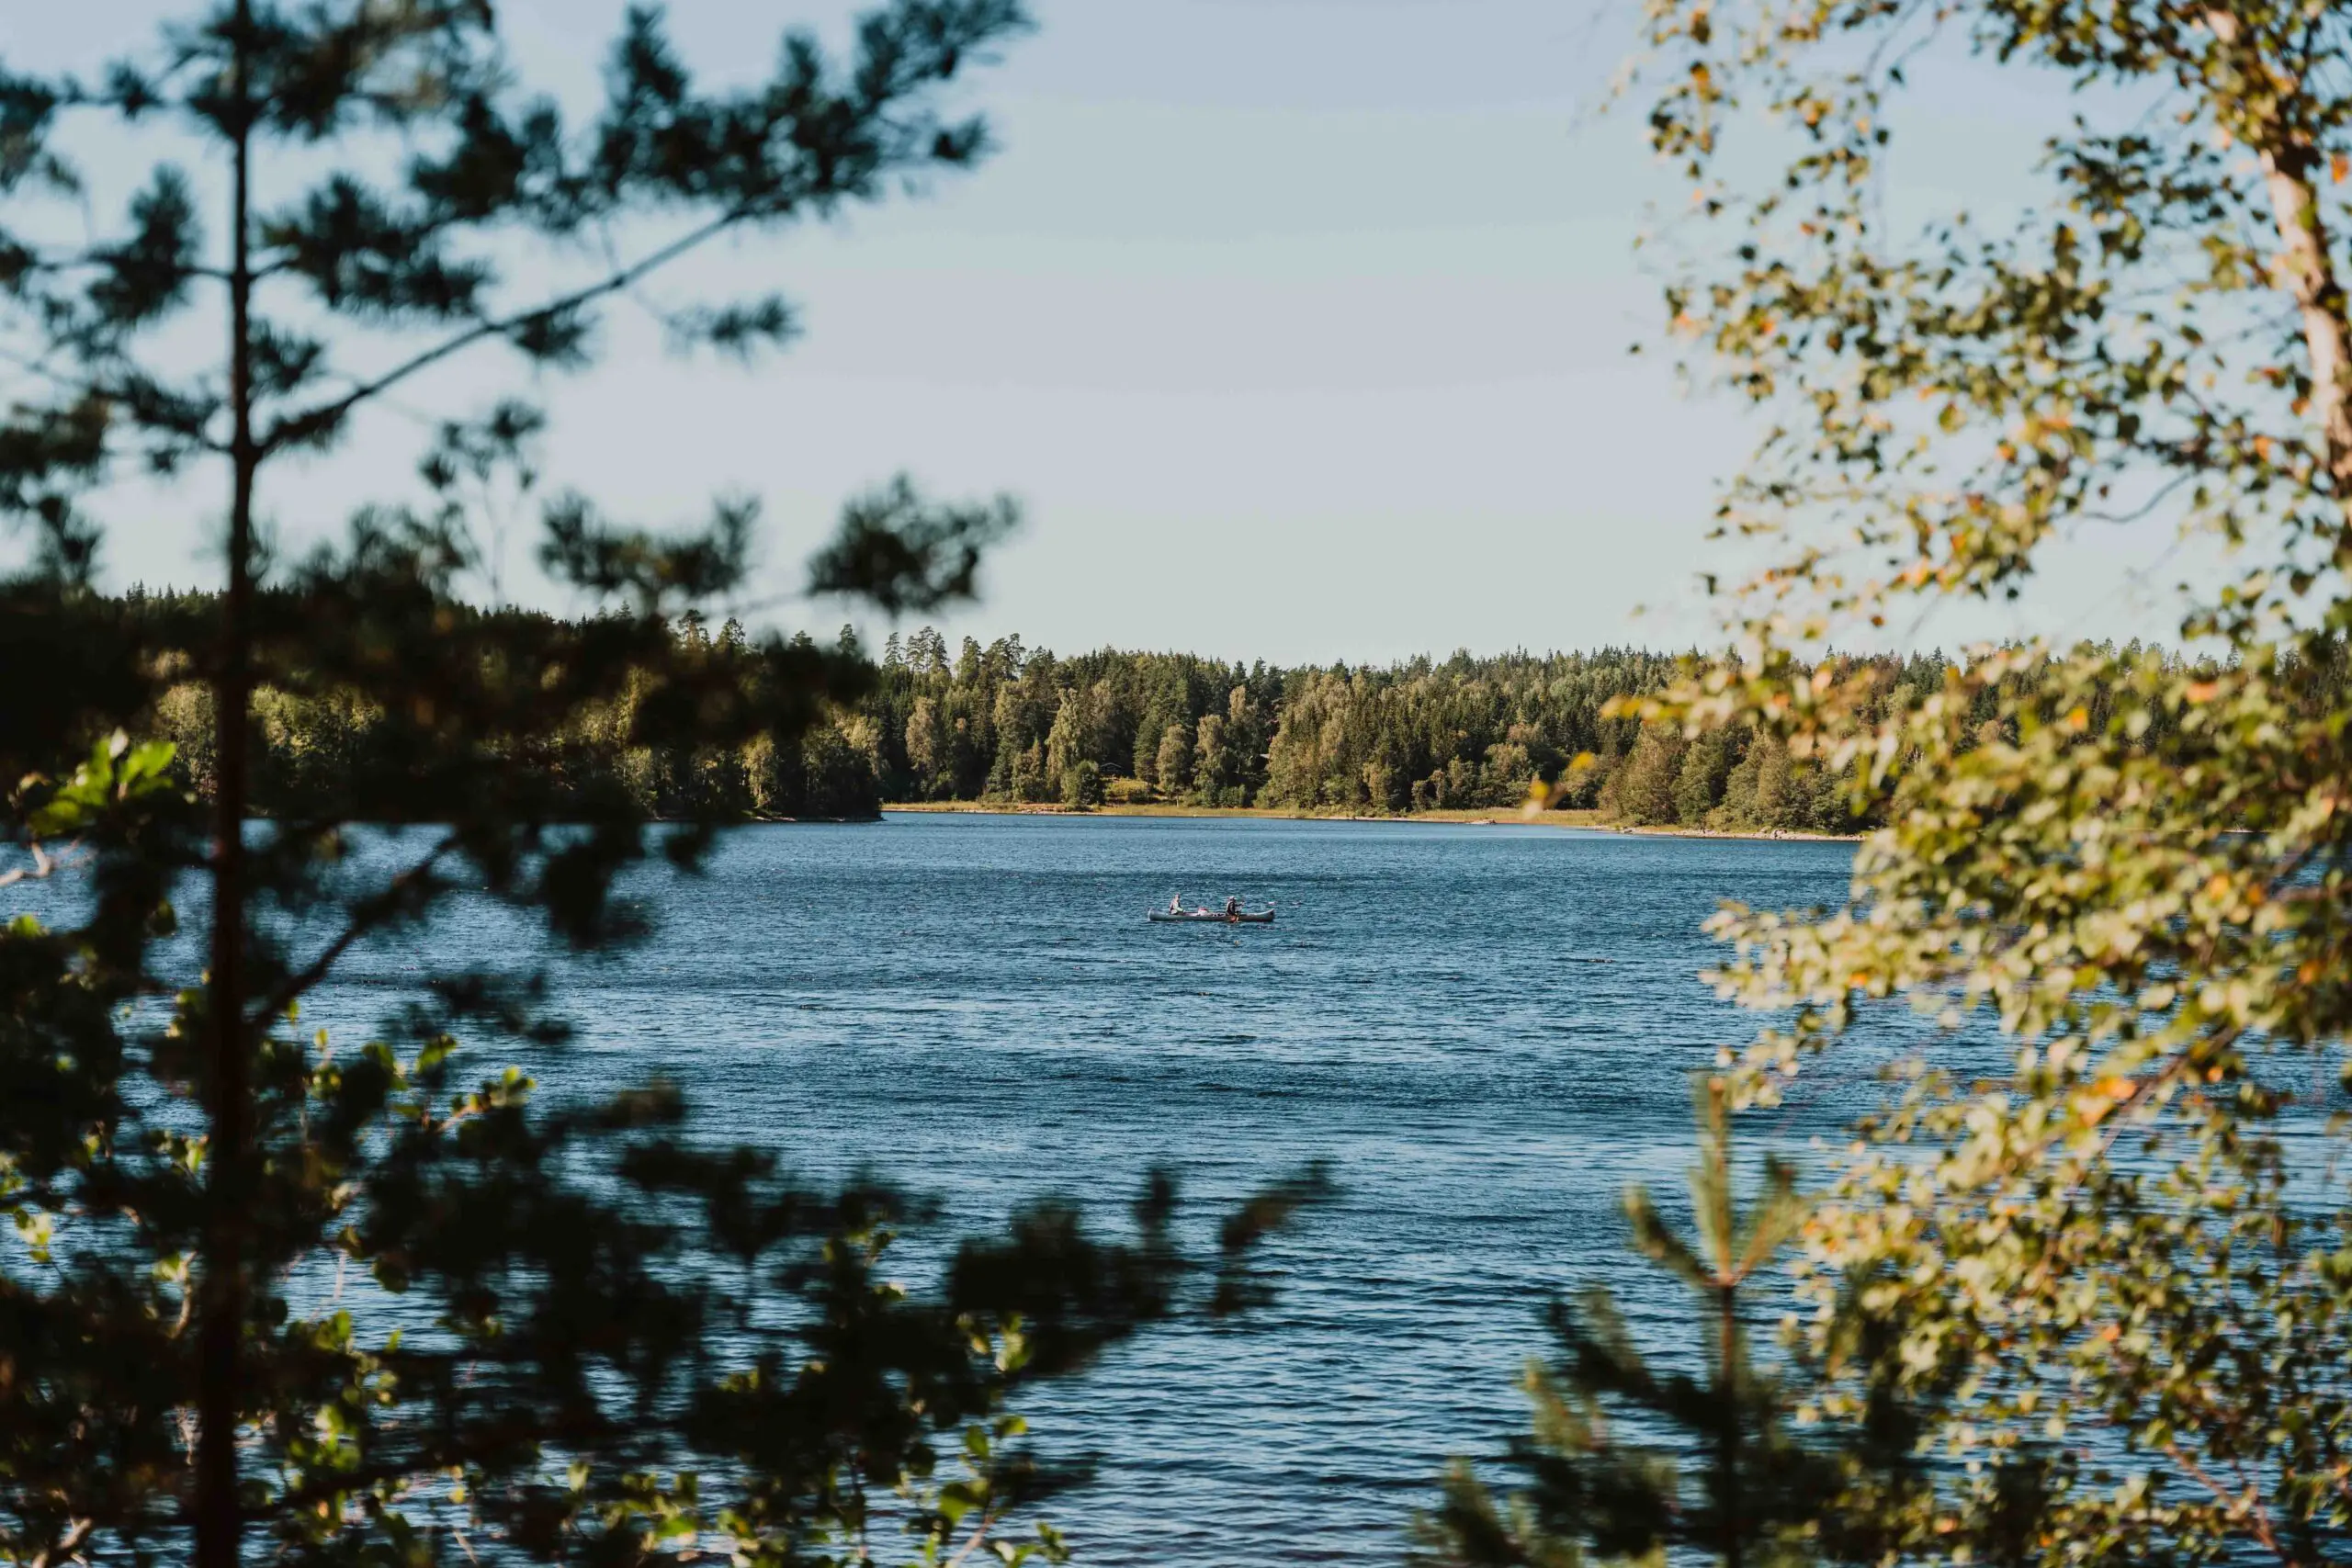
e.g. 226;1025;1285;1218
221;815;1925;1564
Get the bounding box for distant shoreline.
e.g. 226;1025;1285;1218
877;801;1860;841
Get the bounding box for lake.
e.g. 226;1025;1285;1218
58;812;1912;1564
422;812;1887;1565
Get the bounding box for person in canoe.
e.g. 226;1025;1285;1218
1224;896;1240;919
1170;894;1185;914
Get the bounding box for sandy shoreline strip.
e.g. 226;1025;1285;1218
878;801;1860;841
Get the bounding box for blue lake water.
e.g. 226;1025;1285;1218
30;812;1914;1564
471;813;1884;1565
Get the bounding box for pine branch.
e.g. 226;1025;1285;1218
258;208;741;456
243;832;462;1032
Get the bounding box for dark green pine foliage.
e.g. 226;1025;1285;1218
47;599;2312;829
861;634;2328;825
113;591;896;822
1419;1078;1866;1568
0;6;1326;1566
870;636;2269;825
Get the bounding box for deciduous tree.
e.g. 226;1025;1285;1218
1629;0;2352;1559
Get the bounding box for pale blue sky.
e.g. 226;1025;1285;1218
8;1;2197;662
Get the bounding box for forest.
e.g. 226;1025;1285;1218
866;628;2146;829
111;587;2279;833
116;587;893;824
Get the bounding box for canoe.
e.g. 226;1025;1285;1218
1148;908;1275;925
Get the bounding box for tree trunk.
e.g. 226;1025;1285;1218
2257;148;2352;525
2204;11;2352;536
195;5;257;1562
1719;1280;1742;1568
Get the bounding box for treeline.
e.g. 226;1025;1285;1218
107;592;2307;831
873;629;1923;829
118;587;890;821
868;629;2352;829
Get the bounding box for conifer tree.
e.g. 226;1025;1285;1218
1418;1078;1878;1568
0;6;1325;1564
1153;721;1192;799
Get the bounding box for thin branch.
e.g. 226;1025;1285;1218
941;1501;1001;1568
0;342;231;456
2164;1440;2291;1564
2092;1028;2242;1166
259;209;746;457
2075;468;2203;527
0;840;60;890
243;834;461;1031
28;1515;96;1568
0;243;229;282
0;342;119;404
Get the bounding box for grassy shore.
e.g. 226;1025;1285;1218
877;800;1860;840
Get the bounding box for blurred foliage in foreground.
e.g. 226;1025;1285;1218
115;588;892;822
0;4;1327;1566
1430;0;2352;1564
1418;1079;1878;1568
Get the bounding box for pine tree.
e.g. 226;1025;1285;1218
1418;1077;1851;1568
0;6;1326;1563
1044;688;1083;784
1193;713;1232;805
905;694;946;795
1673;728;1738;828
1605;727;1685;827
1154;721;1193;799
